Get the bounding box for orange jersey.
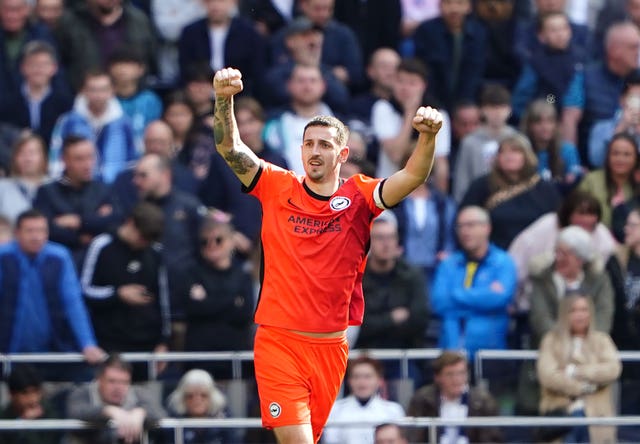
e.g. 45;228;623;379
246;161;385;332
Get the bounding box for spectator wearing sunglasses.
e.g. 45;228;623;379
182;215;255;380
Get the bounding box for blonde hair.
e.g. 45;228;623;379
167;369;227;417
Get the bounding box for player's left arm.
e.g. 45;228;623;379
380;106;442;207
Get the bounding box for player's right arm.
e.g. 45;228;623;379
213;67;261;187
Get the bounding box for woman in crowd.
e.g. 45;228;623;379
537;294;621;443
529;226;614;348
162;90;197;158
578;132;639;229
183;216;254;380
509;190;618;312
166;368;231;444
460;131;561;249
0;130;48;223
520;98;582;192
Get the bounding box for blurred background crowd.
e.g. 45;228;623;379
0;0;639;442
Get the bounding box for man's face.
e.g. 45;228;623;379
300;125;346;183
143;124;174;157
301;0;334;27
109;61;144;87
455;209;490;254
63;140;96;183
287;65;326;107
452;105;480;140
539;14;571;51
83;75;114;115
0;0;29;33
98;366;131;406
392;70;426;106
202;0;236;24
16;216;48;255
133;156;166;198
347;363;381;400
481;104;511;128
369;221;401;261
21;52;57;87
435;361;468;399
35;0;63;27
440;0;471;31
367;49;400;93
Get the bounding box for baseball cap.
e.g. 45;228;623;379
284;17;323;38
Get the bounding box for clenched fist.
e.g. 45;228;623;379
412;106;443;134
213;67;244;98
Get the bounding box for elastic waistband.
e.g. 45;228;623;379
258;325;347;345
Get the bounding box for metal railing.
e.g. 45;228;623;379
1;415;639;444
474;350;640;381
0;349;446;380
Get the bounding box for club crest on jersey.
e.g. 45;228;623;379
330;196;351;211
269;402;281;418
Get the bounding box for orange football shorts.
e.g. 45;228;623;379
254;325;349;442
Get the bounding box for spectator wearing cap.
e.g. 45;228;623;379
260;16;349;115
178;0;267;96
356;211;428;381
0;364;62;444
269;0;364;90
528;225;615;347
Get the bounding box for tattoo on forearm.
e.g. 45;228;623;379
224;151;255;175
214;97;232;146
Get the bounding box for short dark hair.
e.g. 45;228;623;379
557;190;602;227
234;96;266;123
184;61;215;84
130;202;164;242
479;83;511;106
397;57;428;80
15;209;46;229
82;68;112;88
7;364;42;393
21;40;57;62
304;115;350;147
97;353;132;378
347;356;385;378
61;134;92;156
432;351;467;375
107;46;146;67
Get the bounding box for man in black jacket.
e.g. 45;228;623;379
80;201;169;380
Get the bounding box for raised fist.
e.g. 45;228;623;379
213;67;244;98
412;106;443;134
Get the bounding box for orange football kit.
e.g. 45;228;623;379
245;161;386;441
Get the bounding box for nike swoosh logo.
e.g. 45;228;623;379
287;198;302;209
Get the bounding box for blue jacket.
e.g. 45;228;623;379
0;241;97;353
431;244;516;357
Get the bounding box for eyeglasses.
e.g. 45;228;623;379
200;235;224;247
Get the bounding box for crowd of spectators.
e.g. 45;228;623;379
0;0;640;442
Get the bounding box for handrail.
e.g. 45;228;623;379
2;415;639;444
0;349;445;380
474;349;640;380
